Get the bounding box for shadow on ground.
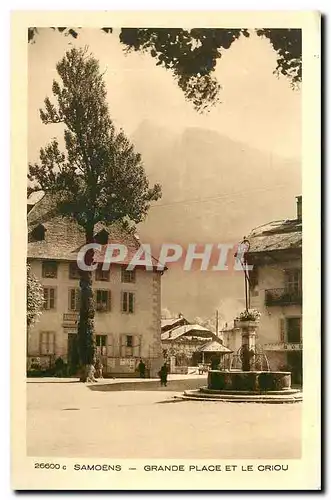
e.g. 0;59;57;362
27;379;81;384
87;378;207;393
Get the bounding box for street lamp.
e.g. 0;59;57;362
235;237;251;312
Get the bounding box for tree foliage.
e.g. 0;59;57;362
256;29;302;85
27;263;44;329
28;47;161;379
28;27;302;110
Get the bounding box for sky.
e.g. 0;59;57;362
28;28;302;321
28;28;301;163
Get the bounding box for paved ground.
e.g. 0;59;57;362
27;376;302;459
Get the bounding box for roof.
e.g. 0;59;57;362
161;324;215;341
27;192;163;269
197;340;233;353
220;321;235;332
247;219;302;254
161;317;189;331
27;190;45;206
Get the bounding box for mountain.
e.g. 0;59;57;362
130;120;301;320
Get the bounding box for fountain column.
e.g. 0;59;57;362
239;321;258;371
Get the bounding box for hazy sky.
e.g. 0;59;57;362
28;28;302;320
28;28;301;163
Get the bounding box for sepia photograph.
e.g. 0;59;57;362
11;10;321;491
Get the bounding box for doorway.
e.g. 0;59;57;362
67;333;79;375
287;351;302;386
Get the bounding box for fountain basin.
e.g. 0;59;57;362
208;370;291;392
179;370;302;403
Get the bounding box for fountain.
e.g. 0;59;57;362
181;239;302;403
182;318;302;403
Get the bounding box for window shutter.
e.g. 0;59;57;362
69;289;76;311
43;287;48;308
50;288;55;309
133;335;142;357
129;293;135;313
108;291;111;311
120;334;126;357
40;332;45;354
280;318;285;343
122;292;127;312
50;332;55;355
107;333;113;356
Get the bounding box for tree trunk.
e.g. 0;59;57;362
77;226;96;382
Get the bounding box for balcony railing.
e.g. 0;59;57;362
265;287;302;306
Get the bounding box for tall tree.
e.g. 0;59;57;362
28;28;302;110
28;47;162;381
27;263;44;330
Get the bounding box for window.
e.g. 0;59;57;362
120;334;141;357
40;331;55;355
121;267;136;283
122;292;135;313
42;261;58;278
69;262;80;280
43;287;56;310
285;269;302;293
69;288;81;311
286;318;302;343
31;224;46;242
95;265;110;282
95;335;107;356
96;289;111;312
249;265;258;289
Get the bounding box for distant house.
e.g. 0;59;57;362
161;323;220;368
27;192;165;378
221;321;241;355
196;340;232;368
245;196;302;384
161;314;190;333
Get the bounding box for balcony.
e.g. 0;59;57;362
63;312;79;326
265;287;302;306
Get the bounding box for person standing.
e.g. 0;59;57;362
138;359;146;378
159;363;169;387
95;358;103;379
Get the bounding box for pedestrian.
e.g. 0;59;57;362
138;358;146;378
159;363;168;387
54;356;65;377
95;358;103;379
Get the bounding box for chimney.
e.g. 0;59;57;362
296;195;302;221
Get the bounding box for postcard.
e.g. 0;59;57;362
11;10;321;491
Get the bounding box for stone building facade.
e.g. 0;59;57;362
246;196;302;383
27;193;164;377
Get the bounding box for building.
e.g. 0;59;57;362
246;196;302;383
221;321;241;355
161;322;220;369
27;192;164;378
161;314;190;334
196;340;232;368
